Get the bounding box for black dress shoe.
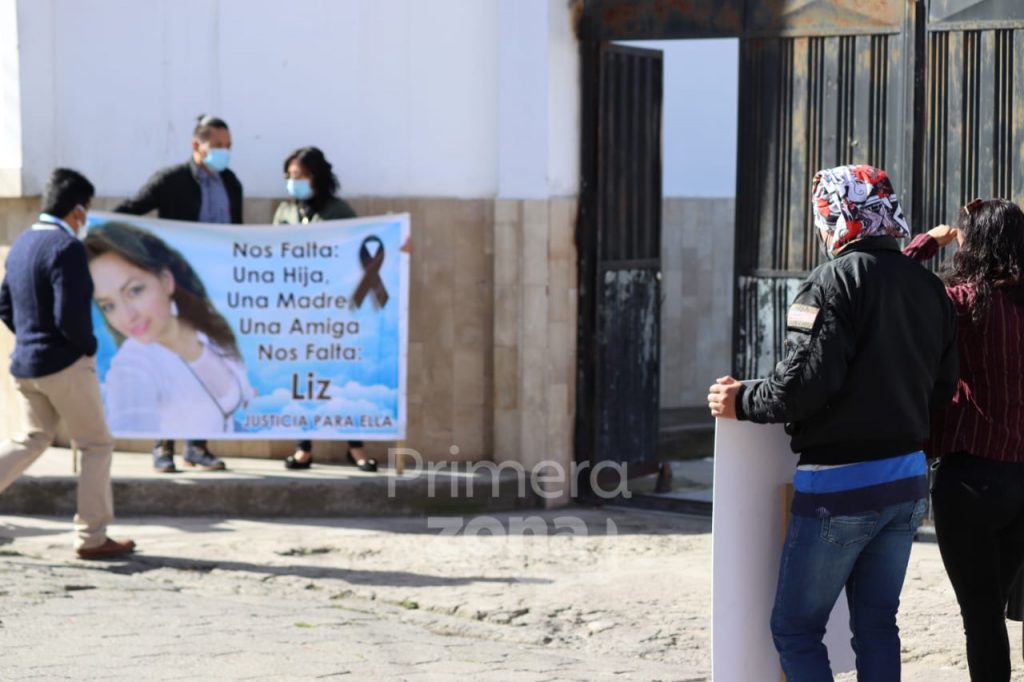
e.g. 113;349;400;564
347;450;377;472
285;452;313;470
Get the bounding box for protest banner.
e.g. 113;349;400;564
85;211;408;440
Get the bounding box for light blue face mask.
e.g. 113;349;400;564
204;147;231;172
286;178;313;201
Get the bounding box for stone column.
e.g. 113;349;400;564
493;198;577;507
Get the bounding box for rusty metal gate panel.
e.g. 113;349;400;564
577;42;663;473
575;0;744;41
929;0;1024;29
733;1;915;378
746;0;907;38
922;2;1024;272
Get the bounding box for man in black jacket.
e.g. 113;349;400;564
115;114;243;223
0;168;135;559
115;114;242;473
708;165;958;680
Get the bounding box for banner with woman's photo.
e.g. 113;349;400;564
84;211;409;440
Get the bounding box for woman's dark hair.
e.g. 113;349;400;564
42;168;94;218
283;146;339;205
948;198;1024;324
83;222;241;359
193;114;229;142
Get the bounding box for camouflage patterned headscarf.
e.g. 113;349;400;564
811;165;910;259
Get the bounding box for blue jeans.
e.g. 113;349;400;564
770;498;927;682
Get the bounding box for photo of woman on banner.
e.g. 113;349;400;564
83;222;255;437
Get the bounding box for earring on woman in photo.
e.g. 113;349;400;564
170;298;179;317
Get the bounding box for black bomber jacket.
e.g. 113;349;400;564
113;159;243;224
736;236;959;466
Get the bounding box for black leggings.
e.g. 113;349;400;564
296;440;363;453
1008;572;1024;621
932;451;1024;682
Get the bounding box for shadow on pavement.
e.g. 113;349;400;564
234;501;712;532
68;553;553;588
0;522;76;542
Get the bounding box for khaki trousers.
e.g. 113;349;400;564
0;355;114;550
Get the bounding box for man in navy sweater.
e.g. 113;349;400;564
0;168;135;559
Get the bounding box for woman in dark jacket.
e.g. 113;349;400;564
904;198;1024;681
272;146;356;225
272;146;373;472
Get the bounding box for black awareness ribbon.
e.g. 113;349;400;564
351;236;389;309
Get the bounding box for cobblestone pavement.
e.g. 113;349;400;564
0;508;1020;681
0;509;708;681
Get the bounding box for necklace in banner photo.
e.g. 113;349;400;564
177;351;246;432
351;235;389;310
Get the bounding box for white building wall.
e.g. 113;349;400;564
0;0;582;466
494;0;580;200
497;0;550;200
0;0;24;194
544;0;581;198
4;0;578;200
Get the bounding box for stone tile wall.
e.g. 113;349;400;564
0;198;39;245
660;197;736;408
493;198;577;504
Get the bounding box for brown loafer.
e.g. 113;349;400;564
76;538;136;560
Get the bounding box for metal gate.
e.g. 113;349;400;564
735;0;1024;376
575;0;1024;483
576;41;663;483
922;0;1024;273
733;1;915;378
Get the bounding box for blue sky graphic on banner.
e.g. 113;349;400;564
86;211;409;440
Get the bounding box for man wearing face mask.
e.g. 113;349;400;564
114;114;243;473
0;168;135;559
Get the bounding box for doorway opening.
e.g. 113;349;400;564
621;38;738;511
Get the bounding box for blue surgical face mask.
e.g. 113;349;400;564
286;178;313;201
204;147;231;172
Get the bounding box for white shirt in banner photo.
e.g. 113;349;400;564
102;332;255;434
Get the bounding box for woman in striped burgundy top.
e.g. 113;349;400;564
903;198;1024;682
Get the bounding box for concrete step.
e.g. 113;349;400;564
0;448;545;517
657;428;714;460
658;407;715;460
